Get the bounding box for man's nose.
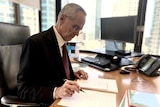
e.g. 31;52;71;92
74;31;79;36
75;30;82;36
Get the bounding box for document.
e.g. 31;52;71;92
77;78;118;93
58;89;116;107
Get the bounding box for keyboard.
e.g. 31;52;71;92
81;54;134;72
81;56;110;68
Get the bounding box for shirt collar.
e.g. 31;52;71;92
53;26;66;47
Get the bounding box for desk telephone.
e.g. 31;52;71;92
135;54;160;76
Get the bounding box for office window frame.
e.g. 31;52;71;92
134;0;147;52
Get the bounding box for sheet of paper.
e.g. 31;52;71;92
80;66;104;78
58;89;116;107
77;78;118;93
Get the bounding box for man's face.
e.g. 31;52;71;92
59;12;86;41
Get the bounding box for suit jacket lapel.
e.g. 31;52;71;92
45;27;67;77
45;27;75;80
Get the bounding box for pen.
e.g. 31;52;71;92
80;88;85;93
63;79;85;93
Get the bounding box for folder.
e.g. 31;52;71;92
119;89;160;107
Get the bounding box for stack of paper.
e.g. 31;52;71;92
58;89;116;107
58;78;118;107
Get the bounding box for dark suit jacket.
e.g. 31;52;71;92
17;27;75;106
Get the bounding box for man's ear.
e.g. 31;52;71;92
59;14;66;24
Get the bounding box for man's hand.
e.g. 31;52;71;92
55;80;80;99
74;69;88;80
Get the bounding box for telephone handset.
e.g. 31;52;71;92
135;54;160;76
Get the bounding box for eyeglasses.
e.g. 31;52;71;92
71;24;81;31
71;23;83;35
67;17;82;32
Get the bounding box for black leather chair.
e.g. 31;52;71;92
0;22;40;107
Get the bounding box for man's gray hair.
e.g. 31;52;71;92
58;3;87;19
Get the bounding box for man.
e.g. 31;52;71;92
17;3;88;106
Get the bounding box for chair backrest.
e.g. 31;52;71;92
0;22;30;100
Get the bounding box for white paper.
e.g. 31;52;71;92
77;78;118;93
58;89;116;107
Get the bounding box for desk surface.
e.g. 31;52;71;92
50;57;160;107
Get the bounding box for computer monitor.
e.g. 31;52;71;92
100;16;137;55
101;16;137;43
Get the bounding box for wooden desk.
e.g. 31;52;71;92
50;57;160;107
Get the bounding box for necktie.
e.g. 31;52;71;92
62;44;70;79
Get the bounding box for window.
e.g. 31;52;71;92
101;0;139;52
20;4;39;35
61;0;103;50
61;0;139;51
41;0;56;31
0;0;15;23
0;0;39;36
143;0;160;55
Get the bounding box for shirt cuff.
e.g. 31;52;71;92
53;87;57;100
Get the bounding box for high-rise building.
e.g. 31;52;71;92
112;0;139;16
20;4;39;35
0;1;15;23
149;0;160;54
41;0;56;31
0;0;39;35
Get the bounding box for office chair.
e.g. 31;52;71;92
0;22;40;107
